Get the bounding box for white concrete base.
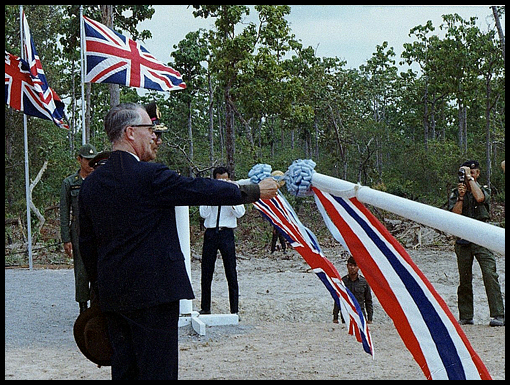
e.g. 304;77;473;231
176;207;239;336
179;312;239;336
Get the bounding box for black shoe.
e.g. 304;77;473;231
489;316;505;327
459;318;474;325
231;312;241;321
199;309;211;315
79;302;88;313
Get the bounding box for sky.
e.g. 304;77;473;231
136;5;503;72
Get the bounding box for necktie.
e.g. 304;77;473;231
215;206;221;232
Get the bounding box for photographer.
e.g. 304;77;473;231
448;160;504;327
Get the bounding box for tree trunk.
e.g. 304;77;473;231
101;5;120;108
207;72;214;167
187;99;194;176
463;106;468;154
217;100;224;161
485;72;494;189
491;6;505;65
430;98;436;141
457;102;467;153
29;160;48;242
224;88;236;179
423;81;429;150
108;84;120;107
229;99;257;163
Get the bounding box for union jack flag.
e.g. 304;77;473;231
20;11;68;129
5;51;67;128
5;12;68;129
253;192;374;356
82;15;186;92
313;187;492;380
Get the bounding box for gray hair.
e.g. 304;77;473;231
104;102;145;143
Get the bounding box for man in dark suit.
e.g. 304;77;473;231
79;102;279;380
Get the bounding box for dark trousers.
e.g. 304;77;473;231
270;227;286;253
455;242;504;319
105;301;180;380
71;222;90;303
201;228;239;313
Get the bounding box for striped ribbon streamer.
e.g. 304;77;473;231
253;193;374;356
313;187;492;380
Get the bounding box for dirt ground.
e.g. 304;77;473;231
4;242;505;380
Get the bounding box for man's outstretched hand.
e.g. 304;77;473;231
258;178;279;200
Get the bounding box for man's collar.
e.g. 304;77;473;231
114;149;140;162
126;151;140;162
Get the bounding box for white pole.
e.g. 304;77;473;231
175;206;193;315
312;173;505;255
20;5;33;270
79;5;86;145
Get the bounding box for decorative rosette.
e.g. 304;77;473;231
285;159;316;197
248;164;273;184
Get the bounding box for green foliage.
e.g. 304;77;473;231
4;5;505;242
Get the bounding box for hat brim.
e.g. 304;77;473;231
73;304;112;367
153;123;168;132
89;151;111;168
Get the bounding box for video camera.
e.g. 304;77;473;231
458;168;466;184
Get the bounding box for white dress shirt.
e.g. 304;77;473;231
200;204;245;229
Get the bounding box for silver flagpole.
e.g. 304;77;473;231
20;5;33;269
80;5;86;145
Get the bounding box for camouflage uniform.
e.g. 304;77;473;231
448;182;504;321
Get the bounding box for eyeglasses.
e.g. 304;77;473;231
129;124;156;134
127;124;164;141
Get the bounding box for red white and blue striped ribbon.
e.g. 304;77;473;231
253;193;374;356
313;187;492;380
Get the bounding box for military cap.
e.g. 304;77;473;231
89;151;111;169
78;143;98;159
461;160;480;169
145;101;168;133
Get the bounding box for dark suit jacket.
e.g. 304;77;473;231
79;150;257;312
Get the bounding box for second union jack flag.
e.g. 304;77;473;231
82;15;186;92
5;51;67;129
4;11;68;129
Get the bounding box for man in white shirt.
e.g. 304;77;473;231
199;167;245;315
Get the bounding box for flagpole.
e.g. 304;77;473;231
311;172;505;255
20;5;33;270
80;5;86;145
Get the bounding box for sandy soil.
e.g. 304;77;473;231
4;245;505;380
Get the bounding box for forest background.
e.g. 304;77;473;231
4;5;505;265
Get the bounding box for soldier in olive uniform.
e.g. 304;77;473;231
60;144;97;313
448;160;505;327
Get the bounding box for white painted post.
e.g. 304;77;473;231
175;205;193;315
174;205;238;335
